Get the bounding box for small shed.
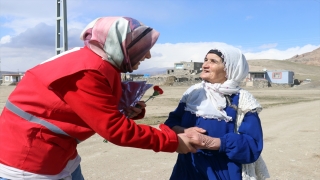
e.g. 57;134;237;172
247;71;266;81
1;73;24;85
265;70;294;84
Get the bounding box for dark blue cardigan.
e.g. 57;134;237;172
164;94;263;180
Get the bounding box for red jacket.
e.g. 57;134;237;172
0;47;178;175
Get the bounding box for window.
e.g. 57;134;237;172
175;64;183;69
254;73;265;79
5;76;9;81
272;72;282;79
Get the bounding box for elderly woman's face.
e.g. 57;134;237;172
200;53;227;84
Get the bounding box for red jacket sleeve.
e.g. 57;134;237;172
50;70;178;152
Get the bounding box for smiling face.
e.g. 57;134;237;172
132;50;151;70
200;53;227;84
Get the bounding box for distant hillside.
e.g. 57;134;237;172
285;47;320;66
247;59;320;81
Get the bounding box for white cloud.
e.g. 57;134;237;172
139;43;320;70
0;35;11;44
68;21;87;32
0;46;55;72
1;23;319;72
244;44;320;60
2;18;55;35
258;43;278;49
1;40;319;72
0;0;56;35
140;42;230;70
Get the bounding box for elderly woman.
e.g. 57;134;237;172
0;17;203;180
164;45;269;180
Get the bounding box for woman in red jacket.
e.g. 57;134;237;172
0;16;204;180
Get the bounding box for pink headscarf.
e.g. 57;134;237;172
80;17;159;73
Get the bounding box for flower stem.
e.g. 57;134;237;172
144;96;154;103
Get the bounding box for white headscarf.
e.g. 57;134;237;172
181;44;249;121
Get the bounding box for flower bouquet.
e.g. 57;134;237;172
118;81;153;115
103;82;163;143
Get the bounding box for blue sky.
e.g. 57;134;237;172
0;0;319;72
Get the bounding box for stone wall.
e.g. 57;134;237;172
250;79;293;88
252;79;269;88
131;76;293;89
270;83;293;88
167;69;201;76
133;76;175;86
173;80;202;86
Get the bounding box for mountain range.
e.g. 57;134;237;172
285;47;320;66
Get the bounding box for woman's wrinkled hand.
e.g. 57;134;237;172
185;132;221;150
176;133;197;154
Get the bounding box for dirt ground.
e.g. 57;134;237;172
0;85;319;180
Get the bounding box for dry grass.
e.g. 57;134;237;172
133;85;320;125
247;59;320;81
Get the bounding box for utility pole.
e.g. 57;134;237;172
0;58;1;73
56;0;68;55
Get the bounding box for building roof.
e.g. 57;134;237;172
249;71;266;74
266;70;294;72
1;74;23;76
249;70;294;73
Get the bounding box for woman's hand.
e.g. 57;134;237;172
176;133;198;154
185;132;221;150
184;127;206;134
174;127;208;153
172;126;206;134
126;101;146;118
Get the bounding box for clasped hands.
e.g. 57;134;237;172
125;103;220;154
174;126;221;154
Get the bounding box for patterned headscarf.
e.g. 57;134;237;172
80;17;159;73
